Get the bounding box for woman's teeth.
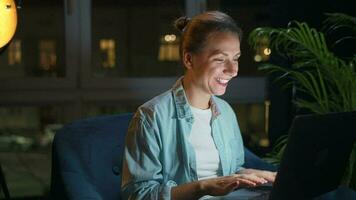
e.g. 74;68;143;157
217;78;229;84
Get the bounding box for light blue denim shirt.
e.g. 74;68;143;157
121;78;245;200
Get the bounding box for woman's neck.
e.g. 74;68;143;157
182;76;211;110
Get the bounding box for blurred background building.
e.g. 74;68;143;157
0;0;353;199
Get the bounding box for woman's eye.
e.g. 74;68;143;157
214;58;225;63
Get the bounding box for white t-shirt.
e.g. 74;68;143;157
188;106;221;180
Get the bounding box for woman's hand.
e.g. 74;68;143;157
199;173;268;196
237;168;277;183
172;173;268;200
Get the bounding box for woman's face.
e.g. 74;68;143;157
185;32;240;96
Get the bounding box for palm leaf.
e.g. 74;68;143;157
249;13;356;189
323;13;356;33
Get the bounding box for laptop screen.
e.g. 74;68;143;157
270;111;356;199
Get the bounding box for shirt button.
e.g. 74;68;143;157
112;166;120;175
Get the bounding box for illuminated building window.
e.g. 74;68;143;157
8;39;22;65
38;40;57;71
253;36;271;62
158;34;180;61
100;39;116;69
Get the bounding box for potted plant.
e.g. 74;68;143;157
248;13;356;188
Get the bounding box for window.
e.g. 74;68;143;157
8;39;22;66
158;34;180;61
38;40;57;74
99;39;116;69
0;1;270;198
0;0;66;78
90;0;185;77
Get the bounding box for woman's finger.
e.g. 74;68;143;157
236;178;256;187
242;173;268;183
258;171;277;182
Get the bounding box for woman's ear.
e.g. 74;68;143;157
183;51;193;70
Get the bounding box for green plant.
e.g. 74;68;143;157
248;13;356;188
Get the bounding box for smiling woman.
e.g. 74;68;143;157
121;11;276;200
182;32;240;107
0;0;17;48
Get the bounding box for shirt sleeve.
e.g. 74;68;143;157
121;110;177;200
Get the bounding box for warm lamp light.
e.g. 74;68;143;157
0;0;17;48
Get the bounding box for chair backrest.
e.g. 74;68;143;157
50;113;133;200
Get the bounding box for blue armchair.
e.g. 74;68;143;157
50;113;276;200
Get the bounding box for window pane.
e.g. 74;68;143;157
0;105;72;198
0;0;65;78
91;0;184;77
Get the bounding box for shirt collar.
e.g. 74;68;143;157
172;77;221;119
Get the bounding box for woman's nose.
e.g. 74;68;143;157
225;61;238;77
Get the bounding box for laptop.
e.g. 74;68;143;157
209;111;356;200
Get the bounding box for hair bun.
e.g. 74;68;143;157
174;16;190;32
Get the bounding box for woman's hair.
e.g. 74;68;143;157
174;11;242;56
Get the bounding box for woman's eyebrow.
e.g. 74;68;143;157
208;50;225;57
209;50;241;57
